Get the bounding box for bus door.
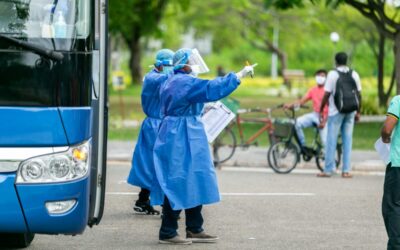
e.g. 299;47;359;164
88;0;108;226
0;0;108;247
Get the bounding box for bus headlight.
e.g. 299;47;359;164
16;141;91;184
49;156;71;179
46;199;77;214
21;159;45;181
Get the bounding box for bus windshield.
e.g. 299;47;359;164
0;0;92;107
0;0;90;40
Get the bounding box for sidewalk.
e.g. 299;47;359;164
107;140;385;172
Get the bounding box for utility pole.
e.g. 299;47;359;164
271;20;279;79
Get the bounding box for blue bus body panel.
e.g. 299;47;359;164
16;176;90;234
0;107;68;146
58;107;92;145
0;174;28;233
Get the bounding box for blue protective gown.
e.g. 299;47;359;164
127;69;169;189
151;72;241;210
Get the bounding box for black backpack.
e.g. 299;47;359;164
333;70;360;113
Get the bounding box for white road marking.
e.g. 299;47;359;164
220;167;319;174
219;167;385;176
221;192;315;196
106;192;315;196
107;192;138;195
108;160;131;166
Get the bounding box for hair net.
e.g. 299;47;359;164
173;48;191;71
154;49;174;68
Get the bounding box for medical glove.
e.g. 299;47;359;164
235;64;257;79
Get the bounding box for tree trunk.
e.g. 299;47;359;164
278;51;290;87
128;27;142;85
277;51;287;76
377;33;386;106
395;33;400;94
124;26;143;84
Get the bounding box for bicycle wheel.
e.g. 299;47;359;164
212;128;236;165
315;143;342;172
267;141;299;174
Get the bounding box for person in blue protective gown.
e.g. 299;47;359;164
153;48;256;245
127;49;174;215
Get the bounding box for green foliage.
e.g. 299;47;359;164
109;0;191;41
265;0;305;9
158;0;393;78
109;0;164;39
362;96;387;115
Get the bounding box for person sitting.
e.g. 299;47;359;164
284;69;329;149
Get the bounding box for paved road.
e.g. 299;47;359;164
28;162;387;250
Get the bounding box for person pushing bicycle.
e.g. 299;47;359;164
283;69;329;149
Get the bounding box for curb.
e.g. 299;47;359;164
106;155;385;172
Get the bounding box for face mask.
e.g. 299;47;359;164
190;71;199;78
190;65;201;75
162;66;173;74
315;76;326;85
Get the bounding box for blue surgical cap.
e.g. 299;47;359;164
155;49;174;67
173;48;191;71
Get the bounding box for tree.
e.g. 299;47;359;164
180;0;295;78
238;4;289;78
267;0;400;99
312;4;395;106
109;0;189;84
342;0;398;104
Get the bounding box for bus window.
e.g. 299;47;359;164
0;0;91;50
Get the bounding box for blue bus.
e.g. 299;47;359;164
0;0;108;247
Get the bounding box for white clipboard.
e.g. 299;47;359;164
201;101;236;143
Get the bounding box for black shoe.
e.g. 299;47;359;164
133;200;160;215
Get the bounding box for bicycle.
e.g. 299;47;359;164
212;105;280;166
267;106;342;174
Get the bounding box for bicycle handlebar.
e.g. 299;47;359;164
237;108;271;114
237;104;286;114
236;104;310;119
280;103;310;119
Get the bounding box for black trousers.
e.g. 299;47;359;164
159;196;203;240
138;188;150;202
382;164;400;250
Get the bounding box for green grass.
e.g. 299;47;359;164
352;122;382;150
108;121;382;151
108;126;139;141
222;121;381;150
108;84;383;150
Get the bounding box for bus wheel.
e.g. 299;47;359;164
0;233;35;248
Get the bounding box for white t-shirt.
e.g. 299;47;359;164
324;66;362;116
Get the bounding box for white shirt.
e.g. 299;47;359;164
324;66;362;116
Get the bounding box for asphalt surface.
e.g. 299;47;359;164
27;161;387;250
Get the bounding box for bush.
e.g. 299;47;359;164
361;95;386;115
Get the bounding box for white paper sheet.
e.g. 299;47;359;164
374;137;391;164
201;101;236;143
